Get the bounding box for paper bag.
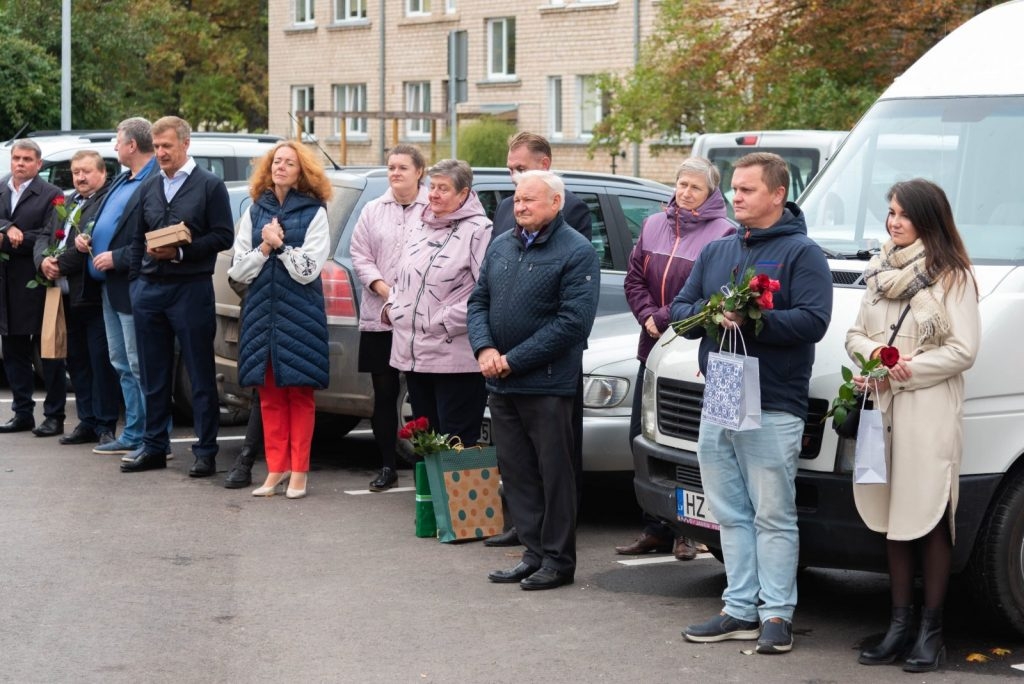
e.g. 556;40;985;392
40;286;67;359
854;408;888;484
414;461;437;538
145;222;192;249
423;447;504;543
701;332;761;431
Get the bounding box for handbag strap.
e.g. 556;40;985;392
886;305;911;347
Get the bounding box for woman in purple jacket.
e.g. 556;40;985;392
615;157;736;559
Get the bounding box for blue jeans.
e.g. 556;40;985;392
697;411;804;623
103;288;145;445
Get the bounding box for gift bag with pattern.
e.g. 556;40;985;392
701;328;762;431
423;446;504;542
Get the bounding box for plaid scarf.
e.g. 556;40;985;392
863;238;950;340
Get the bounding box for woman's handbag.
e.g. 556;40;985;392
833;304;911;438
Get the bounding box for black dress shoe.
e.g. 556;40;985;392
0;415;35;433
223;446;257;489
120;449;167;473
59;424;99;445
96;430;116;446
32;417;64;438
189;455;216;478
488;561;539;584
484;526;522;547
520;566;574;591
369;466;398;492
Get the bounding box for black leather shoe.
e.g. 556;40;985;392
59;424;99;445
484;527;522;547
120;449;167;473
0;415;35;433
520;566;574;591
96;430;116;446
189;455;216;478
369;466;398;492
32;417;64;437
488;561;539;584
223;446;257;489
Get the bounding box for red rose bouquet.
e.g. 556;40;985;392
397;417;455;460
666;267;780;344
824;347;900;430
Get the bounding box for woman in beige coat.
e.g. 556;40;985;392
846;179;980;673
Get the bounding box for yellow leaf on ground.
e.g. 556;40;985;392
990;647;1012;656
966;652;990;663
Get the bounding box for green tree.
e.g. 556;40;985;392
592;0;998;155
0;33;60;138
457;117;517;167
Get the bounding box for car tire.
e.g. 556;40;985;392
172;356;194;426
965;469;1024;638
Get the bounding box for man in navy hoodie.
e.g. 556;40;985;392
673;153;832;654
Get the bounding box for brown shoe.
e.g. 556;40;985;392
615;531;673;555
673;536;699;561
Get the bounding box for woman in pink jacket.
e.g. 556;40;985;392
350;145;429;491
384;159;492;447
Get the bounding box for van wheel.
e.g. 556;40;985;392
965;470;1024;638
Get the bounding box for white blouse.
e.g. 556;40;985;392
227;205;331;286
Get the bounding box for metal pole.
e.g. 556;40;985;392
378;0;387;164
61;0;71;130
632;0;640;176
448;31;457;160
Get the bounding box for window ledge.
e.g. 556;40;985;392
327;19;371;31
539;0;618;14
398;14;459;26
477;77;522;88
283;23;318;34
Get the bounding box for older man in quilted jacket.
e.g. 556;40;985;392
468;170;600;591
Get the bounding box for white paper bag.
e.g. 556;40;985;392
701;330;762;431
854;407;887;484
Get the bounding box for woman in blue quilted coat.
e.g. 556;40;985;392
227;142;332;499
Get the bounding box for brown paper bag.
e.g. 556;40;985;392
41;286;67;359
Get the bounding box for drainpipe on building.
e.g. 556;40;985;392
378;0;387;164
632;0;640;177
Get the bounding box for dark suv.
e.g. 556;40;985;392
209;167;672;457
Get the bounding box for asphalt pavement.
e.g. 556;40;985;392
1;393;1021;683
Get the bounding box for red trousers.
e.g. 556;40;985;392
260;363;316;473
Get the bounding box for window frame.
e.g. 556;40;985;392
333;0;367;22
292;85;315;137
294;0;315;25
332;83;368;137
486;17;516;80
405;81;432;138
577;75;604;140
406;0;431;16
549;76;563;139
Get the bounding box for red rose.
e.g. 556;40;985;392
768;278;781;292
748;275;762;292
415;416;430;431
879;346;900;368
759;290;774;310
55;230;66;240
52;195;65;206
398;427;413;440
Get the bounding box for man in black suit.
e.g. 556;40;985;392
34;150;118;447
121;116;233;476
486;132;594;548
0;140;65;435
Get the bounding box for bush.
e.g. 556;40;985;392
457;117;516;166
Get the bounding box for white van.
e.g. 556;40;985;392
634;1;1024;636
690;129;846;217
0;131;283;190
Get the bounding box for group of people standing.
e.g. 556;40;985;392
1;122;980;668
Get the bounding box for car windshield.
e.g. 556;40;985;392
800;96;1024;265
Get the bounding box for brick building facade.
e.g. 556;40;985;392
269;0;691;182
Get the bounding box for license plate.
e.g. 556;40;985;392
479;418;493;445
676;488;720;531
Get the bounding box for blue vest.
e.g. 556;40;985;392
237;189;330;389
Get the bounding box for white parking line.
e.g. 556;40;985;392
345;487;416;495
617;553;714;566
1012;664;1024;672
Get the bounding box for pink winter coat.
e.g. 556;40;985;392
350;185;429;332
386;191;492;373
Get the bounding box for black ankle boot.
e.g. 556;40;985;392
858;606;914;665
903;607;945;672
223;446;258;489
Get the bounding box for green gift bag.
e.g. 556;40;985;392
414;461;437;538
423;446;504;543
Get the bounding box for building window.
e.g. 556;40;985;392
334;0;366;21
549;77;563;139
445;0;457;13
333;84;368;137
486;18;516;79
405;81;431;138
578;75;605;139
406;0;430;16
294;0;315;24
292;85;315;137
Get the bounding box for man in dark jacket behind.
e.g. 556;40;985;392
121;116;233;476
674;153;832;654
468;170;600;591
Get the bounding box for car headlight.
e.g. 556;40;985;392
582;375;630;408
641;367;657;439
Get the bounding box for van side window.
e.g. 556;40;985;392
194;156;227;180
618;194;668;247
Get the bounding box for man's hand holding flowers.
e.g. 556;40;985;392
667;268;780;343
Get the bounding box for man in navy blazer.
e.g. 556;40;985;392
0;139;65;434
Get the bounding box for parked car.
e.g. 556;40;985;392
210;167;673;469
0;130;284;191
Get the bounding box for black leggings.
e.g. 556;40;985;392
371;370;401;468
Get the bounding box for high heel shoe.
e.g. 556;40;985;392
858;606;915;665
903;607;946;673
252;472;290;497
285;486;307;499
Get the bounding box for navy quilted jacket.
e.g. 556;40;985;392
237;191;330;389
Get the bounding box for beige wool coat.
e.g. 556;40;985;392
845;271;980;542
